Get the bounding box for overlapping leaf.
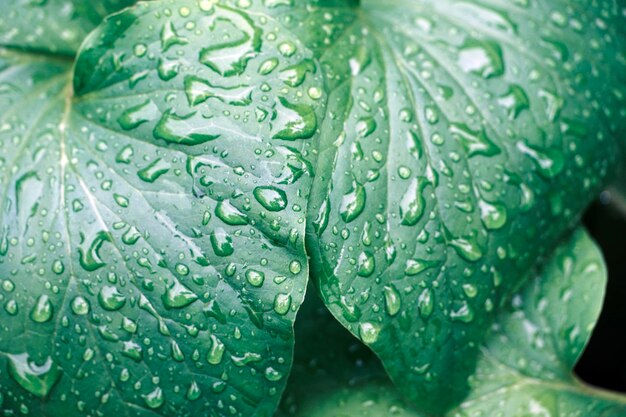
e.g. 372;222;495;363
281;229;626;417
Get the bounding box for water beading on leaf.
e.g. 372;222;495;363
0;1;322;415
0;0;625;416
281;229;626;417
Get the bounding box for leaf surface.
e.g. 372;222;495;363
300;0;626;411
281;229;626;417
0;1;322;415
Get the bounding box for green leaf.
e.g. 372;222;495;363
0;0;136;55
0;1;323;415
281;229;626;417
301;0;626;412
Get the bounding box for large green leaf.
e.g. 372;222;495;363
0;0;136;55
299;0;626;412
0;1;322;415
281;229;626;417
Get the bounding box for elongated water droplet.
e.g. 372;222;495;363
154;111;220;145
118;100;159;131
30;295;53;323
210;228;234;257
340;180;366;223
383;285;401;316
253;186;288;212
207;335;225;365
517;142;565;179
137;158;170;183
400;177;427;226
450;124;500;157
418;288;434;319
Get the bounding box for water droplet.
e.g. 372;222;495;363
143;387;164;409
253;186;288;212
187;381;201;401
450;301;475;323
70;296;90;315
7;353;61;398
517;142;565;179
358;322;380;345
154;111;220;145
79;231;112;272
458;39;504;78
400;177;427;226
289;260;302;275
137;158;170;183
171;340;185;362
246;269;265;287
356;117;377;138
479;200;508;230
383;285;401;316
118;100;160;131
163;280;198;309
160;20;188;52
498;85;529;119
199;10;261;76
265;367;284;382
272;97;317;141
207;334;225;365
340;180;366;223
30;295;53;323
449;124;500;157
121;341;143;362
184;75;253;107
210;228;234;257
279;59;316;87
98;286;126;311
450;236;484;262
274;293;292;315
356;251;375;277
418;288;434;319
5;299;18;315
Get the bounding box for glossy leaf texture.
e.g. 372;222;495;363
0;0;324;415
280;229;626;417
295;0;626;412
0;0;137;55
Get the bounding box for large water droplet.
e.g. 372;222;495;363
340;180;366;223
458;39;504;78
163;280;198;309
383;285;401;316
400;177;427;226
207;334;225;365
98;286;126;311
359;322;380;345
7;353;61;398
30;295;53;323
253;186;288;212
143;387;164;409
272;97;317;141
154;111;220;145
210;228;234;257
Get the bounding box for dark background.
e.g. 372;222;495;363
576;194;626;392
